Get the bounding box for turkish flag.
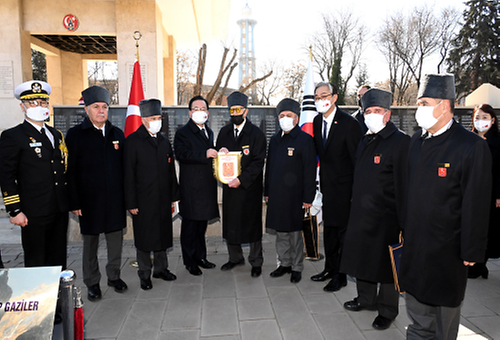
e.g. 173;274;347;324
124;60;144;137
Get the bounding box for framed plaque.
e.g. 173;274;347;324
213;152;242;184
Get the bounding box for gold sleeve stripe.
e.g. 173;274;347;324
3;195;20;205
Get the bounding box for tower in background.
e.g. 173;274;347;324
237;3;257;102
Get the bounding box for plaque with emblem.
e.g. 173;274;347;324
213;152;242;184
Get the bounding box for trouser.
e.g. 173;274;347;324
323;225;346;280
406;293;461;340
275;231;304;272
21;212;68;269
227;240;263;267
82;229;123;287
357;278;399;320
136;249;168;279
180;218;208;267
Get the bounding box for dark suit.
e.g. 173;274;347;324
216;120;266;267
352;108;368;134
265;125;316;271
0;121;69;268
174;119;219;267
312;108;362;280
66;117;126;286
124;125;180;279
341;121;409;320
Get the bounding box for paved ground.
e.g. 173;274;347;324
1;218;500;340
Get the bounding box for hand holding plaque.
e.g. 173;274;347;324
213;151;242;184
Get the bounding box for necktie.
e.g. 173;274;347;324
235;128;239;140
322;120;327;148
201;128;208;140
41;127;53;149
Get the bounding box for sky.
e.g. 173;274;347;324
179;0;467;96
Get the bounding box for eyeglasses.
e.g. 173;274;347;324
229;107;245;114
23;99;49;108
314;93;332;102
191;107;207;111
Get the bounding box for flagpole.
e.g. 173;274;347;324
124;31;145;138
133;30;142;62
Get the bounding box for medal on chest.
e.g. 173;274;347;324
29;137;43;158
438;163;450;177
288;147;294;157
374;154;382;164
242;145;250;156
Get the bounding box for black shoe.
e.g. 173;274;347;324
270;266;292;277
107;278;128;293
323;278;347;292
140;278;153;290
372;315;393;330
344;297;377;312
186;265;202;276
153;270;177;281
197;259;216;269
251;266;262;277
87;284;102;302
221;260;245;271
310;270;334;282
290;271;302;283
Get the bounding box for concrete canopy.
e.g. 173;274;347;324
0;0;230;130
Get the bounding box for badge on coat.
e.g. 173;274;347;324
113;140;120;150
438;163;450;177
374;154;382;164
288;147;294;156
242;145;250;156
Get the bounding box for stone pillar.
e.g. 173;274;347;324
163;34;177;105
0;0;32;130
60;51;85;105
115;0;163;104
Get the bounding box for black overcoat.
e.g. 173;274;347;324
66;117;126;235
216;120;266;244
124;125;180;251
174;119;219;221
400;121;491;307
484;131;500;259
264;125;316;232
312;108;362;227
340;122;409;283
0;121;69;217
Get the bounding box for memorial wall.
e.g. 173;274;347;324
53;106;486;143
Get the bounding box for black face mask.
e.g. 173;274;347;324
230;115;245;126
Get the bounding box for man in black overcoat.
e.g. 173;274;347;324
174;95;219;276
351;84;370;134
216;91;266;277
340;88;409;331
124;99;180;290
400;74;491;340
66;85;128;301
311;82;362;292
265;98;316;284
0;80;68;269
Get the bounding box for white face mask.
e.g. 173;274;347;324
192;111;208;125
415;102;442;130
279;116;295;132
364;112;386;134
474;119;492;133
25;106;50;122
147;120;162;135
315;99;332;114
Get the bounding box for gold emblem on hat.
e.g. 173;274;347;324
32;82;42;93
